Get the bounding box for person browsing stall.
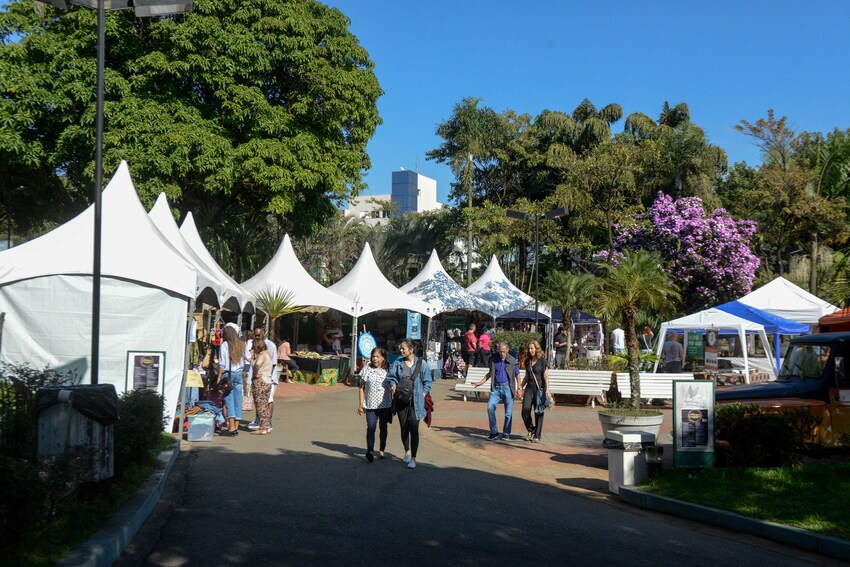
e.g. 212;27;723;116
473;342;520;440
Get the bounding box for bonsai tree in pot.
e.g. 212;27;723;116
595;250;679;438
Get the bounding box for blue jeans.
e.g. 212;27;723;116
487;383;513;436
222;371;243;420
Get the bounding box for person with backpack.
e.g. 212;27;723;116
384;339;432;469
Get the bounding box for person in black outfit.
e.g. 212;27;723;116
384;339;432;469
518;340;554;442
553;325;569;369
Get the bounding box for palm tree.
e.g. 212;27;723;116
541;270;598;364
570;98;623;153
596;250;680;408
255;287;302;341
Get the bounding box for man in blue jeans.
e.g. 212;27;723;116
473;342;520;440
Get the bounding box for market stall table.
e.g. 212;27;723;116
290;354;350;386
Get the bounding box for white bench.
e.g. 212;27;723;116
453;368;490;401
455;367;696;405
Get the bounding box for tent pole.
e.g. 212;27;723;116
350;312;358;384
178;297;196;446
740;325;750;382
652;324;666;373
775;332;781;376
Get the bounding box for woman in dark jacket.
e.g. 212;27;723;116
384;339;432;469
518;340;554;443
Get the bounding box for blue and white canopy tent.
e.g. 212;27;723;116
466;255;551;319
715;300;810;373
400;250;487;315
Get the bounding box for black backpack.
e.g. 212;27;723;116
394;360;422;404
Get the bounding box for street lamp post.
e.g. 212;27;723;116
44;0;194;384
506;207;569;331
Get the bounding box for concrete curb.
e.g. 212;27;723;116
619;486;850;562
58;441;181;567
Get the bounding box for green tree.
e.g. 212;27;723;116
255;287;302;340
541;270;598;363
595;250;679;408
0;0;381;247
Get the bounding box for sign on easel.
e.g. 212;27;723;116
704;330;718;373
673;379;715;468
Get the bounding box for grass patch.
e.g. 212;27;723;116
17;434;177;566
644;462;850;540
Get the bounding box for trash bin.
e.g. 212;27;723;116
604;430;655;495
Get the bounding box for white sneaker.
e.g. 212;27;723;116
247;421;259;430
406;459;416;469
403;452;412;464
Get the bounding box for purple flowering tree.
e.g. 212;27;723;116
613;192;760;311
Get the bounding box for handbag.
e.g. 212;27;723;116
529;365;552;415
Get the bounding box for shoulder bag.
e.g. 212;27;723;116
529;362;552;415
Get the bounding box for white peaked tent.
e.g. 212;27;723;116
241;234;353;314
179;211;254;314
466;255;552;318
738;276;838;325
0;161;197;429
149;193;245;311
329;243;433;316
654;308;775;380
400;250;486;315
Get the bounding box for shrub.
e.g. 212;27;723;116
0;455;47;553
491;331;542;356
114;390;166;476
716;403;821;467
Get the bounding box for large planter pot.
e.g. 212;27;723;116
598;411;664;443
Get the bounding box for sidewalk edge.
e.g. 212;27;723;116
618;486;850;561
57;441;181;567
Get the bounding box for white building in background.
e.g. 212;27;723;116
344;169;442;226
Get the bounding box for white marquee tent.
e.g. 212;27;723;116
179;211;254;315
466;255;551;318
149;193;247;313
400;250;486;315
654;308;776;380
738;276;838;326
0;162;197;429
241;234;354;314
329;243;433;317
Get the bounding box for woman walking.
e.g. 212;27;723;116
358;347;393;462
518;340;554;443
384;339;432;469
218;325;247;437
251;339;274;435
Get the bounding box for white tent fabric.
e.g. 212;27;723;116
328;243;433;316
655;308;775;379
149;193;244;310
241;234;353;314
466;255;551;318
0;161;196;430
400;250;486;315
738;276;838;325
179;211;254;314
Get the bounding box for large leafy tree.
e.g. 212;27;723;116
0;0;381;244
614;192;761;312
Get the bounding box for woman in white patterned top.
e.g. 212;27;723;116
358;347;392;462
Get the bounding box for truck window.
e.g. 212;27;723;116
781;345;830;379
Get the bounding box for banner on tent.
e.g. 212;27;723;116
407;311;421;340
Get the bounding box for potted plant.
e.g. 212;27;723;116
595;250;680;441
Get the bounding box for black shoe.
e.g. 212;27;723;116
487;433;500;440
366;451;374;463
221;429;238;437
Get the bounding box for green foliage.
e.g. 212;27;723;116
114;389;166;476
0;0;381;244
0;363;77;460
715;403;821;468
0;455;47;555
255;287;302;340
491;330;541;355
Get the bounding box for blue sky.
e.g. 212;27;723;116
327;0;850;205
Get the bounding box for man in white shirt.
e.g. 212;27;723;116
611;327;626;355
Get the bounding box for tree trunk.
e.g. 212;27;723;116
625;307;641;409
809;233;818;295
465;155;474;286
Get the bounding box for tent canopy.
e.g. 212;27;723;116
738;276;837;325
329;243;433;316
466;255;551;318
656;308;776;377
715;300;810;335
241;234;353;314
400;250;486;315
0;161;197;297
149;193;246;311
179;212;254;314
